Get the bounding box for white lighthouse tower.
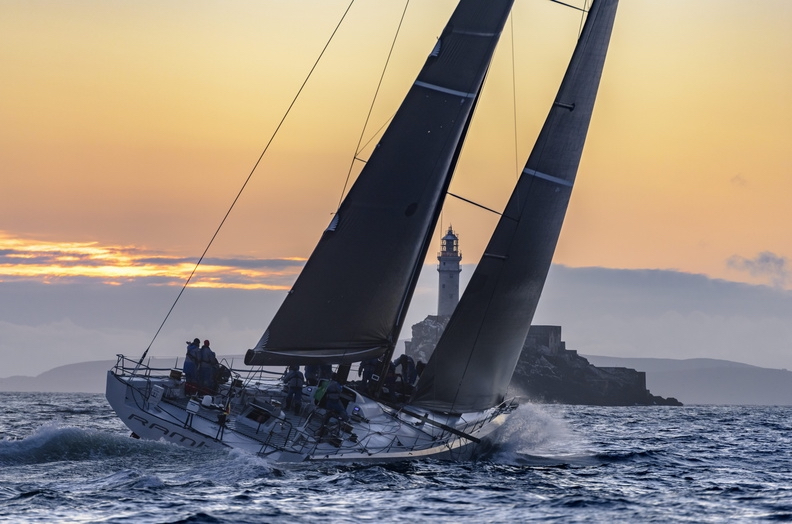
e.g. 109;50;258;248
437;226;462;317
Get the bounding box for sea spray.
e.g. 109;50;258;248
483;404;589;464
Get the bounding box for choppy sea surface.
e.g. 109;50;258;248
1;393;790;523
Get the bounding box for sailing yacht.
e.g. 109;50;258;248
106;0;619;462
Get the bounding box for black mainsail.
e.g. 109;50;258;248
412;0;620;413
246;1;514;367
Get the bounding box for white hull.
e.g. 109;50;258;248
105;357;514;463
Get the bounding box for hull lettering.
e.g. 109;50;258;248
126;413;207;447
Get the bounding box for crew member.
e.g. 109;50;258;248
198;339;219;393
183;338;201;394
282;365;305;415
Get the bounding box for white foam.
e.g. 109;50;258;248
488;404;592;464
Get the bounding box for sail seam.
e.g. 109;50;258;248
523;168;573;187
414;81;476;99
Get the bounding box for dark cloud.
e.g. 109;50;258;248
726;251;789;288
200;257;305;270
0;253;110;267
538;264;792;318
0;249;303;272
132;256;305;269
529;265;792;371
3;265;792;376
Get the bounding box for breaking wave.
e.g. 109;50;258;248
0;424;157;466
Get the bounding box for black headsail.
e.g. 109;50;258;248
246;1;514;367
411;0;620;412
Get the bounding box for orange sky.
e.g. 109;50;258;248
2;0;791;290
0;232;302;289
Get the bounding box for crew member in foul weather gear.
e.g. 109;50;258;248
183;338;201;393
323;375;350;423
304;364;320;386
358;357;379;389
282;365;305;415
393;354;417;386
319;363;333;381
198;339;219;393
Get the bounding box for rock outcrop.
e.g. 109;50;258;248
403;315;449;366
510;326;681;406
404;318;681;406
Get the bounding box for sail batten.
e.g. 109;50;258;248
525;169;574;187
412;0;620;413
413;81;477;99
246;0;515;368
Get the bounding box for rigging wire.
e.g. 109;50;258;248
443;10;520;227
578;0;590;36
335;0;412;211
137;1;357;365
444;0;591;243
507;8;524;224
447;192;504;218
445;9;520;413
510;13;520;183
355;112;396;163
444;0;589;412
548;0;587;13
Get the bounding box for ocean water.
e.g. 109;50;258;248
1;393;790;523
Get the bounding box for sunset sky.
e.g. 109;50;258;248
2;0;791;376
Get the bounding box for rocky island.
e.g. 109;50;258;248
405;317;681;407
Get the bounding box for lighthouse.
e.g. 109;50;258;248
437;226;462;317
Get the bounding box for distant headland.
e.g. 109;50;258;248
2;325;791;405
